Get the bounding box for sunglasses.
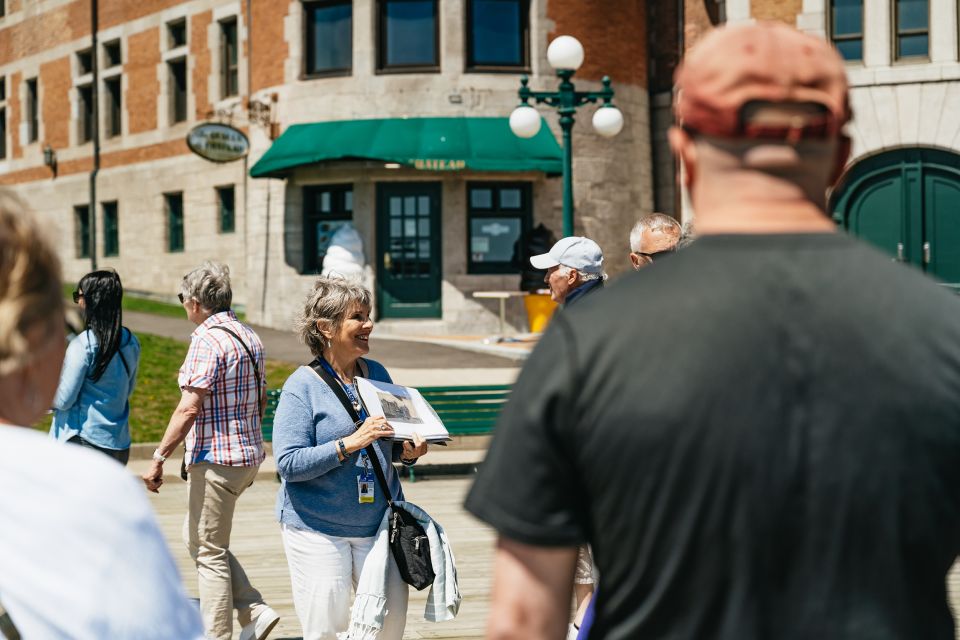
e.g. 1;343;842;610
177;293;185;304
72;290;82;304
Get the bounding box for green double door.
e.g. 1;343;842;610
376;183;442;318
832;148;960;283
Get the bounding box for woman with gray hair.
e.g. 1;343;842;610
272;277;428;640
142;261;279;640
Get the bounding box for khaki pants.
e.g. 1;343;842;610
183;462;266;640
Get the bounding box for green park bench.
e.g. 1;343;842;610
261;384;511;441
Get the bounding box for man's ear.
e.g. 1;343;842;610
668;126;696;188
567;269;580;285
629;253;642;269
828;133;852;188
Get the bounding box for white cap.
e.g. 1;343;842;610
529;236;604;274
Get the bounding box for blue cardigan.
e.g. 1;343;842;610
273;359;406;537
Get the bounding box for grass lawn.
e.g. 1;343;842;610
61;283;245;321
38;332;297;443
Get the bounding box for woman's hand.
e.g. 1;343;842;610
401;432;429;463
342;416;394;455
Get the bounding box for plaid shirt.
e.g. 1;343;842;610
179;311;266;468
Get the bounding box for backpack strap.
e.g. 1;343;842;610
209;325;263;419
0;598;21;640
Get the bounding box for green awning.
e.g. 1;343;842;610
249;117;563;178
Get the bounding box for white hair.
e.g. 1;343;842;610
629;213;682;252
181;261;232;312
556;265;606;282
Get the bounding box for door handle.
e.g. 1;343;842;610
383;253;392;270
923;242;931;265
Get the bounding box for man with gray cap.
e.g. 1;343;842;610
529;236;605;307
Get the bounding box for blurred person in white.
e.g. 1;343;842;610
0;191;203;640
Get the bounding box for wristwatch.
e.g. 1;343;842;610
152;449;167;463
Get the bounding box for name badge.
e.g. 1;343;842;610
358;476;375;504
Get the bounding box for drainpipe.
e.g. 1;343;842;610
244;0;252;310
88;0;99;270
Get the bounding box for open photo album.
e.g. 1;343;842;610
354;377;451;443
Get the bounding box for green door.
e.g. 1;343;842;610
831;148;960;281
376;183;442;318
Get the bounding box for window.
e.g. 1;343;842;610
78;84;93;143
378;0;438;71
829;0;863;61
894;0;929;60
77;49;93;75
168;20;187;48
467;0;528;70
303;184;353;273
220;18;239;98
105;77;121;137
305;1;352;76
0;77;6;160
165;192;184;252
217;185;235;233
0;0;5;18
169;59;188;123
103;40;122;67
467;183;531;274
102;201;119;257
75;205;90;258
25;78;38;144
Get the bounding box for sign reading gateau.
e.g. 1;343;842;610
186;123;250;163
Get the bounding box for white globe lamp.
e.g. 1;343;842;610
547;35;584;71
509;105;542;139
592;106;624;138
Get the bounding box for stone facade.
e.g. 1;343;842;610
0;0;653;334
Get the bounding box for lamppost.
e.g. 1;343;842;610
509;36;624;238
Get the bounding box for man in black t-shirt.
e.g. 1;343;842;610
466;22;960;640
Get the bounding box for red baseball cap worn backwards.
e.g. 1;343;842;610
674;22;852;143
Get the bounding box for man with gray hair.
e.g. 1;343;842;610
629;213;682;270
529;236;605;307
142;262;279;640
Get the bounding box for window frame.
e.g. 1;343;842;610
828;0;864;63
220;17;239;98
25;77;38;144
376;0;440;74
75;205;91;259
102;200;119;257
466;181;532;275
104;76;122;138
168;58;188;124
217;185;236;234
167;19;187;49
892;0;930;61
303;0;354;78
0;76;6;160
165;192;185;253
464;0;530;72
302;184;354;274
103;40;122;68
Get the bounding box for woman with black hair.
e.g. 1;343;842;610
51;269;140;465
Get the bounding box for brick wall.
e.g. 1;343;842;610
191;10;212;118
751;0;803;25
9;71;21;159
250;0;286;92
39;56;70;149
0;3;88;67
684;0;722;51
546;0;647;86
126;28;160;134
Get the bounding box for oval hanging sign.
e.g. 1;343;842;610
186;123;249;163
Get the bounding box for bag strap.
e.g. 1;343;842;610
210;325;263;418
309;357;394;506
116;328;131;377
0;597;20;640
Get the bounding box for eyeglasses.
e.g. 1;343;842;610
177;293;185;304
72;290;82;304
633;249;674;263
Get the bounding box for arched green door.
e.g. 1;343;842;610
831;148;960;283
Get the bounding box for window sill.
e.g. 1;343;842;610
302;69;353;80
375;66;441;76
464;65;530;75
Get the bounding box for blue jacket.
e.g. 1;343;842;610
273;359;406;537
50;327;140;450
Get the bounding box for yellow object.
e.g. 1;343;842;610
524;293;557;333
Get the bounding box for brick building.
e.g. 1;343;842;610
0;0;654;334
671;0;960;285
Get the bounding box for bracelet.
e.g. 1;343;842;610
337;439;348;460
152;449;167;463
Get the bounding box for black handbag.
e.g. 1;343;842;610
311;358;436;591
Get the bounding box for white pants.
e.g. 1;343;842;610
281;523;409;640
